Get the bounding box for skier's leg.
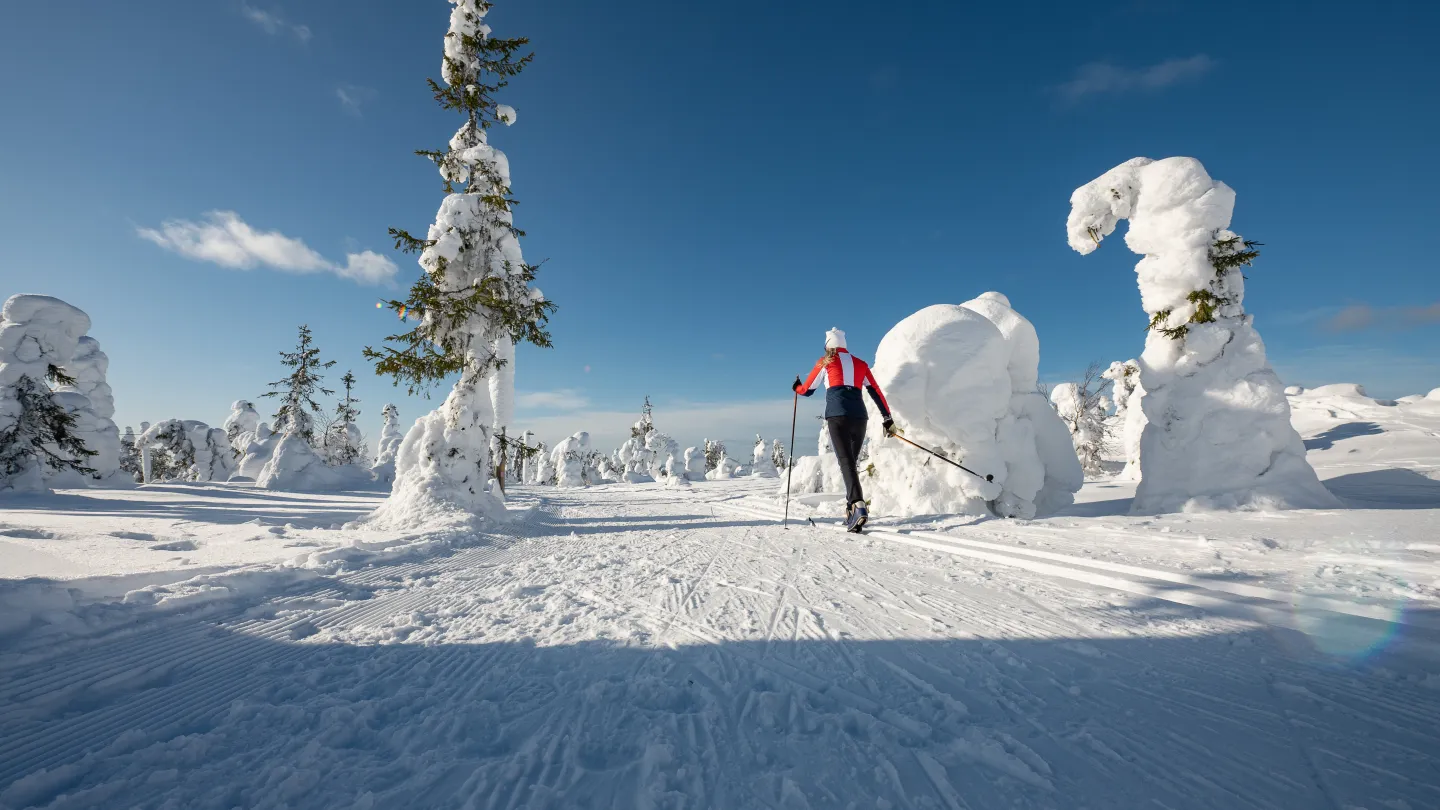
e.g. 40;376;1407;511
827;417;863;507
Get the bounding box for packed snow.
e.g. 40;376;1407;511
2;390;1439;808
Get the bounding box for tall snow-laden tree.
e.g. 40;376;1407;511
1068;157;1336;512
53;335;121;483
365;0;554;524
0;296;98;491
375;404;404;466
120;426;143;482
264;325;335;440
770;439;787;471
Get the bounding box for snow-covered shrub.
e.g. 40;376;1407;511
366;3;553;526
551;432;590;488
750;434;778;477
646;431;681;480
770;439;787;470
703;439;725;472
236;422;279;480
1067;157;1336;512
863;294;1082;519
223;401;261;451
530;441;554;485
706;453;742;480
319;371;366;467
138;419;235;482
1050;363;1113;479
257;433;365;491
682;446;707;481
0;295;98;491
119;426;142;482
1101;360;1144;480
372;404;404;484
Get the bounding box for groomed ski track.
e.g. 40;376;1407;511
3;480;1439;809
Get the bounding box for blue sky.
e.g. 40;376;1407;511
1;0;1437;452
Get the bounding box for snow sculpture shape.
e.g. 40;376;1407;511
750;434;778;477
1067;156;1337;512
372;404;404;484
864;295;1082;519
682;447;707;481
223;401;261;451
237;422;279;480
551;432;590;488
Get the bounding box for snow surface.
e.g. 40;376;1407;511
2;396;1439;807
1067;157;1335;514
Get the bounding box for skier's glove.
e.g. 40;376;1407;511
791;375;803;393
882;418;897;437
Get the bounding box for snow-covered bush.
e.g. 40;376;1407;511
1050;363;1113;479
1067;156;1336;512
863;293;1082;519
0;295;98;491
257;433;369;491
236;422;279;480
138;419;235;482
119;426;142;482
530;441;555;485
365;2;553;526
551;432;590;488
682;446;707;481
706;453;742;480
704;439;725;472
319;371;366;467
750;434;778;477
223;401;261;451
1101;360;1144;480
662;453;691;488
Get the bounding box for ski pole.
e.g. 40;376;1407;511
889;430;994;483
783;386;799;527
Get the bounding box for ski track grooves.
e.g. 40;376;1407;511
2;484;1438;809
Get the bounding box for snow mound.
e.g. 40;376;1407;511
1306;383;1369;399
1067;156;1337;513
256;434;372;492
864;298;1081;519
1429;388;1440;402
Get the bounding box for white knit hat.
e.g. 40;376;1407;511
825;327;847;350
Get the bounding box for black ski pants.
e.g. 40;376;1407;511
826;416;867;507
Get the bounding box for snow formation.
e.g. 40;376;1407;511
682;447;707;481
551;432;590;488
863;295;1082;519
750;434;778;477
236;423;279;480
257;433;370;492
0;295;100;491
372;404;404;484
1067;156;1336;512
222;401;261;451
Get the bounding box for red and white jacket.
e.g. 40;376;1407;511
796;349;892;420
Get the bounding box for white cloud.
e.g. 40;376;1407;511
138;211;396;286
240;3;311;43
1056;55;1215;102
335;85;375;116
515;389;591;411
1321;302;1440;333
518;398;810;456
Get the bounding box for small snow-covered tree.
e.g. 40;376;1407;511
770;439;787;471
375;403;404;467
264;325;335;440
138;420;234;482
120;426;142;482
1101;360;1144;480
682;446;706;481
223;400;261;450
750;434;778;477
0;370;97;488
1049;362;1112;478
53;335;121;483
703;439;725;472
364;0;555;522
322;371;365;466
1068;157;1335;512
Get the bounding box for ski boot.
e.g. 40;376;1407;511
845;501;868;533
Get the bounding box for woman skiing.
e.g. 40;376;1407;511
792;328;895;532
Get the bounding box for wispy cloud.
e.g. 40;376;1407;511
335;85;375;116
138;211;396;286
1055;54;1215;103
516;389;591;412
240;3;311;43
1322;302;1440;333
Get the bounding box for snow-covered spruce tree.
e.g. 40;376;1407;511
364;0;554;524
0;296;98;491
1101;360;1144;480
372;403;404;483
1068;157;1336;512
119;426;142;482
1049;363;1113;479
322;371;365;466
703;439;725;472
264;325;335;441
137;420;234;482
770;439;787;471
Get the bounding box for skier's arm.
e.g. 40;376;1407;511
863;369;892;419
794;360;824;397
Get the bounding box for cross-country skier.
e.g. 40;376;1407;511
792;328;894;532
